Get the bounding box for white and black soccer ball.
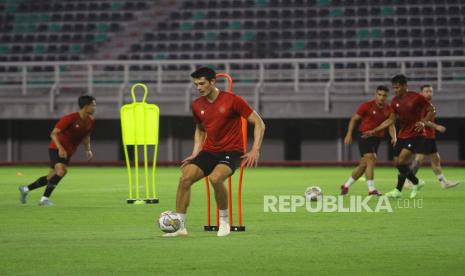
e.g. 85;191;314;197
305;186;323;201
158;211;182;233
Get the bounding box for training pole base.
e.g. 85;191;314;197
231;225;246;231
127;198;159;204
204;225;246;232
204;225;219;231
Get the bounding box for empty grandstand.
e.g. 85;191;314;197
0;0;464;162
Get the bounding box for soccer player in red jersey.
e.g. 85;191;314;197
363;74;434;198
164;67;265;238
406;85;459;189
341;86;396;196
18;95;96;206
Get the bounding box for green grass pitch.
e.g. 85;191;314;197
1;166;464;275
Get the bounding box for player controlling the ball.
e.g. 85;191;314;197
164;67;265;237
363;74;434;198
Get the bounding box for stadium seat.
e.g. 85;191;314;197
453;49;464;56
0;1;462;64
425;50;437;56
439;50;450;56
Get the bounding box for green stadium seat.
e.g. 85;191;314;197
356;29;370;39
292;41;305;50
381;6;394;16
242;31;255;41
111;2;123;10
194;10;206;20
97;23;109;32
330;8;342;17
94;33;108;43
228;21;241;29
48;23;61;32
0;45;9;54
206;32;218;41
180;22;193;30
255;0;268;7
70;44;82;54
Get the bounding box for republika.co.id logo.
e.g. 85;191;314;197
264;195;423;213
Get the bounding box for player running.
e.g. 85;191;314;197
363;74;434;198
18;95;96;206
164;67;265;238
341;86;396;196
405;85;460;189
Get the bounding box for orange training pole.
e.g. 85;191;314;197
238;117;248;226
206;177;211;226
205;72;247;231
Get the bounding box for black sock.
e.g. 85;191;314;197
43;175;63;198
27;176;48;191
406;171;419;185
397;174;407;192
410;160;420;175
397;164;419;187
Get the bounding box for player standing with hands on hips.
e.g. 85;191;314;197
164;67;265;238
18;95;96;206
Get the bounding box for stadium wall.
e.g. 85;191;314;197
1;118;464;163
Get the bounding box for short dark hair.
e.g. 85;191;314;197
376;85;389;93
78;95;96;109
190;67;216;81
420;84;432;91
391;74;408;85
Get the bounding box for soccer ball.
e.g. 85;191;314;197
305;186;323;201
158;211;182;233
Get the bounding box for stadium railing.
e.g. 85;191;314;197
0;56;464;117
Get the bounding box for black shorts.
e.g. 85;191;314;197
49;149;70;168
358;137;381;157
190;150;242;177
393;136;424;156
418;138;438;155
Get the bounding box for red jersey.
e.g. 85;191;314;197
391;91;430;139
356;100;392;138
422;101;436;139
48;112;95;156
192;91;253;153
